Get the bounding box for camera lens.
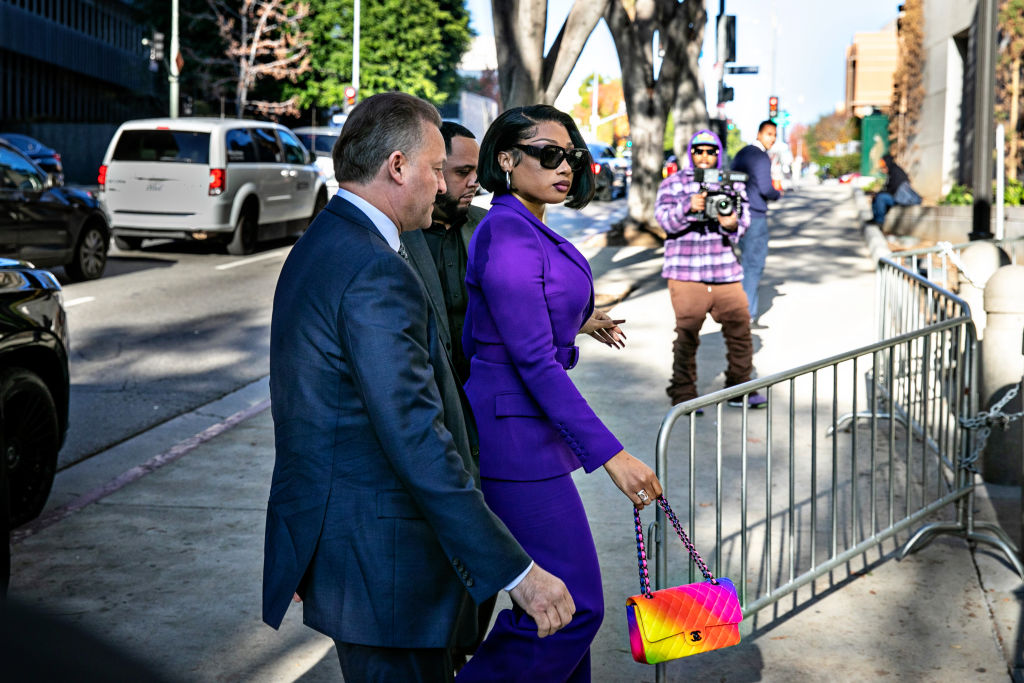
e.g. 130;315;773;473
715;198;733;215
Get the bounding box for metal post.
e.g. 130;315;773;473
352;0;361;96
971;0;997;240
996;124;1005;241
169;0;180;118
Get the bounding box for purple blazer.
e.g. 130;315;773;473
462;194;623;481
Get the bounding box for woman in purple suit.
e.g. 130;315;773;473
455;105;662;682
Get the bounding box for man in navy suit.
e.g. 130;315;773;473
731;120;782;324
263;92;575;682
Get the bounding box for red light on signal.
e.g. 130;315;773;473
344;86;357;104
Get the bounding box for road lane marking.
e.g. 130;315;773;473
64;296;96;308
11;397;271;543
215;248;289;271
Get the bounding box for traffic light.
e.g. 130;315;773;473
768;95;779;120
151;32;165;63
718;83;735;104
344;86;357;106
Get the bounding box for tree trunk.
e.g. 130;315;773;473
604;0;705;244
1009;56;1020;182
491;0;608;108
672;29;710;159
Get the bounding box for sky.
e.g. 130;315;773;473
463;0;901;143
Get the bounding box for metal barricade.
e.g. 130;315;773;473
647;256;1023;682
886;236;1024;292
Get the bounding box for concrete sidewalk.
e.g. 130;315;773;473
9;184;1023;681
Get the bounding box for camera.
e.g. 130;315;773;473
693;168;748;229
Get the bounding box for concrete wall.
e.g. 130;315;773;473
885;204;1024;245
911;1;977;203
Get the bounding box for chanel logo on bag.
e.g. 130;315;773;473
689;630;703;642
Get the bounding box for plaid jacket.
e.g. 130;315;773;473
654;170;750;283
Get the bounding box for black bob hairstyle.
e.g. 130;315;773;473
477;104;595;209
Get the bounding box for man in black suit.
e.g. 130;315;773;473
262;92;575;682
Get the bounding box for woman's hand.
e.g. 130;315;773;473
579;310;626;349
603;450;662;508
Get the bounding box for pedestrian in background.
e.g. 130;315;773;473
868;153;921;227
655;129;766;411
420;121;487;386
455;104;661;682
731;119;782;325
262;92;575;683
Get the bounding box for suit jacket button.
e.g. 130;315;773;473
465;578;474;587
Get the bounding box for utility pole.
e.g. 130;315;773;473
971;0;997;239
169;0;180;117
352;0;361;99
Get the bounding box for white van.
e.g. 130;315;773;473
98;118;327;255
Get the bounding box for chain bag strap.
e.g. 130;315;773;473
634;495;716;598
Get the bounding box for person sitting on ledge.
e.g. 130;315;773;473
868;153;921;227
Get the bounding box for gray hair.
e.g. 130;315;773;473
333;92;442;185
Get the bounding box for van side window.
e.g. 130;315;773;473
278;129;308;165
225;129;258;163
252;128;282;163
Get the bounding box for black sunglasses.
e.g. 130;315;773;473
513;144;590;171
692;147;719;156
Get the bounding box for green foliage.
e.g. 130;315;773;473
827;153;861;176
287;0;473;109
725;125;744;158
939;179;1024;206
1005;177;1024;206
941;184;974;205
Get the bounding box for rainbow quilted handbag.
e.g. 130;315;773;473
626;496;742;664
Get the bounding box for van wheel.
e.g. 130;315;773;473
227;210;258;256
64;223;108;281
114;236;143;251
1;368;59;527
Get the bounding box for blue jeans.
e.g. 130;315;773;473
739;213;768;319
872;192;895;225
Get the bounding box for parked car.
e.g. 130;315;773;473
0;257;69;527
0;139;109;281
586;142;628;201
293;125;341;198
0;133;64;186
99;118;328;255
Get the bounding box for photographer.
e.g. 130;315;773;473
655;129;765;411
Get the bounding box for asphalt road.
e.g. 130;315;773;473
49;195;628;470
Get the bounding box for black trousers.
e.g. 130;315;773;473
335;640;454;683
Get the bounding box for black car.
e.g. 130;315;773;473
587;142;628;201
0;139;109;281
0;258;69;528
0;133;64;186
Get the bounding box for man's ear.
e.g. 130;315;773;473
386;150;406;184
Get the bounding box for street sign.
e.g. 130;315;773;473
726;65;759;75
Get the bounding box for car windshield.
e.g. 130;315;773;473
112;130;211;164
587;144;616;160
296;133;337;155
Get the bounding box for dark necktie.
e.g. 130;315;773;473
397;243;410;262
